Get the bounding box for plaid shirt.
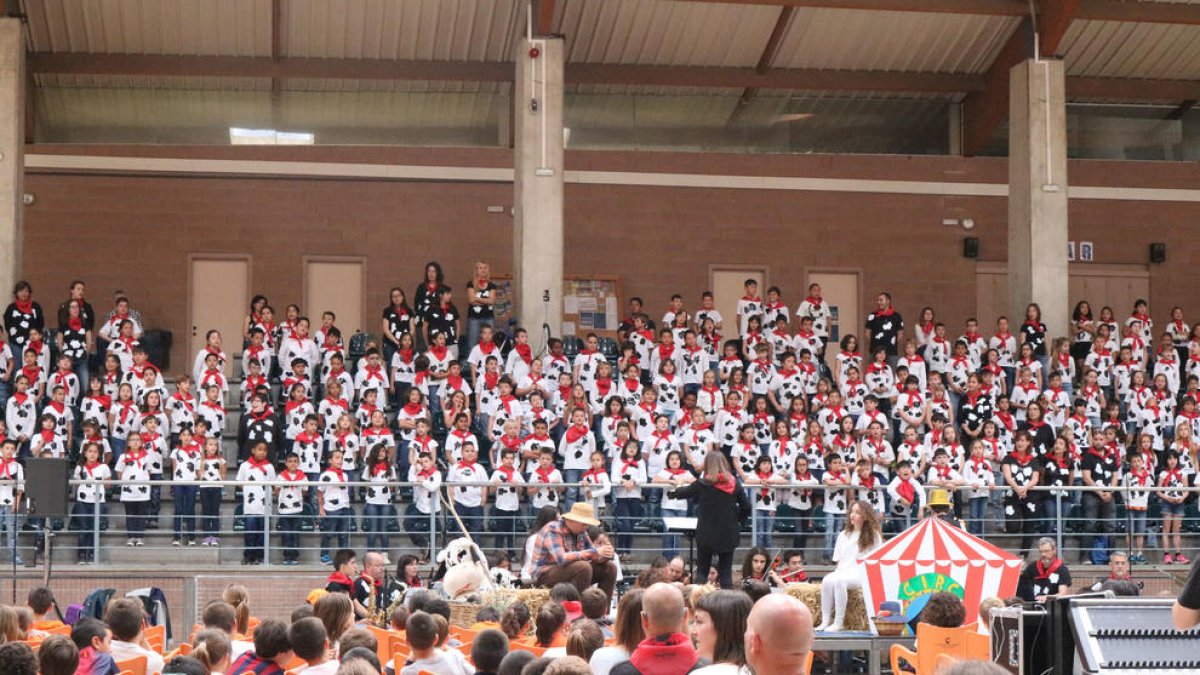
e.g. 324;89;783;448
532;519;596;578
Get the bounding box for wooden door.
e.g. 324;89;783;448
305;259;366;335
189;256;250;375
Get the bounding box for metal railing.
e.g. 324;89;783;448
2;478;1198;569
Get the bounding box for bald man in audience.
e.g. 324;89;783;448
611;583;700;675
745;594;814;675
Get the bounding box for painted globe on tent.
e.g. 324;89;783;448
858;516;1022;626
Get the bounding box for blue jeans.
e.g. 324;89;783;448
755;510;775;548
243;515;265;562
563;469;583;508
124;501;148;538
661;507;687;559
173;486;198;540
200;488;222;537
456;504;484;539
71;356;90;401
321;507;352;556
405;504;438;550
72;501;106;560
967;497;987;536
362;503;396;551
277;513;301;561
109;437;127;464
0;505;18;561
491;507;521;553
614;498;641;554
824;511;845;560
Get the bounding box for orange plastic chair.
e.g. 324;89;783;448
44;623;72;635
246;616;261;636
449;625;478;643
457;642;474;660
115;655;148;675
117;671;133;675
366;624;395;664
389;635;408;658
804;651;814;674
889;623;980;675
281;656;308;671
513;644;547;657
144;625;166;654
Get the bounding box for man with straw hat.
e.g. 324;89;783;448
530;502;618;601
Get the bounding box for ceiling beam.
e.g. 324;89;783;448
1076;0;1200;25
270;0;282;95
534;0;556;35
29;51;1200;103
665;0;1028;16
961;0;1081;156
739;6;796;105
30;53;983;93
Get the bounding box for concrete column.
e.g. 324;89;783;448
513;37;564;351
1008;59;1068;338
0;19;23;295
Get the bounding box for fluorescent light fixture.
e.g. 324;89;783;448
229;128;315;145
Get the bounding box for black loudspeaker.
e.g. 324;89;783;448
964;237;980;258
24;458;70;516
1150;242;1166;263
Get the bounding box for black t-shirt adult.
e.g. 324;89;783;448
1178;556;1200;610
467;280;498;320
1021;421;1056;457
1019;558;1072;601
866;308;904;355
4;301;44;349
413;282;446;324
382;304;413;341
958;392;994;435
1081;448;1118;488
57;299;95;332
427;302;460;343
1020;320;1048;356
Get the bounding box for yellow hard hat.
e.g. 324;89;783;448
928;489;952;508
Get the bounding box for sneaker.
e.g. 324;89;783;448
320;554;332;565
13;556;23;566
126;539;136;547
187;539;197;547
135;539;145;547
1177;553;1191;565
212;538;220;547
77;559;88;565
171;539;181;547
1165;553;1175;564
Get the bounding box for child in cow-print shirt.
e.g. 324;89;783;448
115;432;152;547
236;441;275;565
275;452;307;565
169;428;202;546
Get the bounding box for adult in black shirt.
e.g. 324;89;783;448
865;292;904;362
1003;432;1041;556
1020;402;1056;457
55;280;95;333
57;298;94;389
413;262;447;350
957;374;993;442
668;453;752;589
1173;555;1200;629
380;287;414;366
426;287;461;358
3;280;44;351
1018;537;1072;602
465;261;498;356
1081;444;1119;565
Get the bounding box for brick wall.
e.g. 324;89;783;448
20;146;1200;368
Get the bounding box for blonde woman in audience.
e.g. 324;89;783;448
0;604;22;642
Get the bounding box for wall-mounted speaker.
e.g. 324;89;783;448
963;237;980;259
1150;243;1166;264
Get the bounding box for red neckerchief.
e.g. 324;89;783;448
327;571;354;587
285;398;309;414
535;465;556;483
247;456;271;472
428;344;449;361
115;399;136;423
396;348;414;364
996;411;1015;430
248;409;272;424
325;466;346;481
1023;320;1044;332
1035;558;1063;580
1011;450;1033;466
13;298;34;315
741;295;761;303
622;377;640;393
401;402;423;416
123;449;147;470
904;391;923;408
582;467;606;482
826;469;848;484
964;332;981;344
951;356;969;369
993;330;1012;342
296;431;320;445
455;459;477;474
88;394;113;410
712;472;735;494
934;465;951;480
565;424;590;444
872;306;894;318
38;428;56;443
281;469;305;482
513;433;536;447
495;465;516;482
415;465;436;479
970;457;990;474
362;365;385;382
893;477;915;503
756;470;774;498
1130;470;1150;486
857;472;877;491
1164;468;1184;486
595;378;613;397
514;343;533;365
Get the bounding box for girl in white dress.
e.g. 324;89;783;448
816;499;884;632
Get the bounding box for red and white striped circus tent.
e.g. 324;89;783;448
859;516;1023;625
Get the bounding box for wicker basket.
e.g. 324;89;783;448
785;582;871;632
875;621;907;637
448;601;483;628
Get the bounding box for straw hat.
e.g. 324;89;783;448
562;502;601;527
928;489;951;508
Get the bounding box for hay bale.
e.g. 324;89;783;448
785;583;870;632
484;587;552;624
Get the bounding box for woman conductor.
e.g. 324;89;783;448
669;453;751;589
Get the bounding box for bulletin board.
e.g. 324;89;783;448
487;275;622;340
561;276;622;340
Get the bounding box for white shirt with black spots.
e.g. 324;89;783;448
363;465;397;506
609;460;645;500
448;462;486;507
559;429;597;471
0;459;24;507
408;467;442;514
318;469;351;511
74;462;111;504
115;452;152;503
491;467;526;512
237;462;276;515
171;448;203;482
